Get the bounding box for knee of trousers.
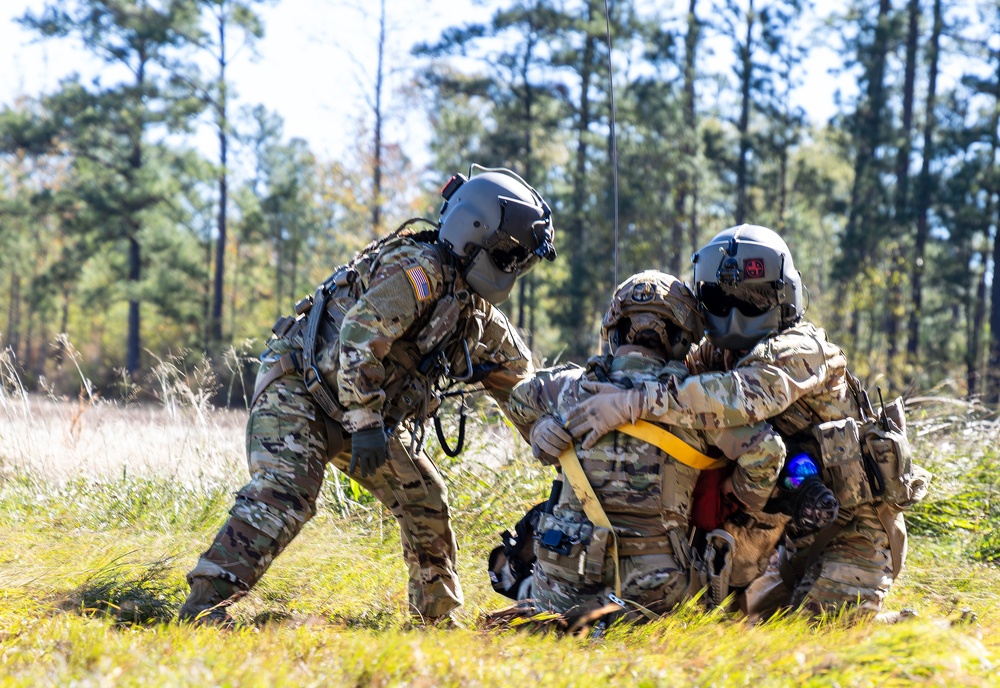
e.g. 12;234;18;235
232;475;320;543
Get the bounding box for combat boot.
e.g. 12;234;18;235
178;576;241;627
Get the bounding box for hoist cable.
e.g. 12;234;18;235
603;0;620;288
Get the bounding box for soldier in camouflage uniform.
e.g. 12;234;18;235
505;271;788;621
179;165;556;625
566;225;927;618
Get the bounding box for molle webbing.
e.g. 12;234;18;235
617;534;675;557
558;446;622;597
617;420;728;471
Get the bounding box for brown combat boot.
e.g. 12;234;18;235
178;576;242;627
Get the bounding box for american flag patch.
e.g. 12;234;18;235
405;266;432;301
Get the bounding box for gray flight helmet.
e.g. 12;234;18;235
438;164;555;304
691;224;804;350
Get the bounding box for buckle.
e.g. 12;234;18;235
294;295;313;316
271;315;295;338
540;529;572;556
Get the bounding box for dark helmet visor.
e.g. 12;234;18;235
485;196;556;274
699;283;771;318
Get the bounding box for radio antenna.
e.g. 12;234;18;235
603;0;620;288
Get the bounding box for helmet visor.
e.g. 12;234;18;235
484;196;555;274
700;283;773;318
485;231;541;274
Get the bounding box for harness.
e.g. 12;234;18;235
252;232;502;456
557;419;729;599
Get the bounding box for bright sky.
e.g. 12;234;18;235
0;0;848;172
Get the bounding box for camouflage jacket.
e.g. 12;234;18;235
649;322;860;437
509;347;786;532
266;234;534;435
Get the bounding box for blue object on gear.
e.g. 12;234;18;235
783;452;820;490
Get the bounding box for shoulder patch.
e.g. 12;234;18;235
405;265;432;301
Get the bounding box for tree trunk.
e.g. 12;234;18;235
985;45;1000;404
371;0;386;238
970;251;988;398
6;272;20;359
907;0;941;361
885;0;919;367
841;0;891;278
566;0;599;358
210;11;228;349
735;0;754;226
126;232;142;376
671;0;699;276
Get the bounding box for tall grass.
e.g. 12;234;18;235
0;349;996;685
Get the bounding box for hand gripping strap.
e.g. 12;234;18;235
558;446;622;597
617;420;728;471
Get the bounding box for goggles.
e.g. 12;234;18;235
699;283;773;318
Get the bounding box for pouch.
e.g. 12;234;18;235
533;511;611;587
581;444;663;516
813;416;873;509
862;397;930;509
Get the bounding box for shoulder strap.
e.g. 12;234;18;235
301;285;345;421
618;420;728;470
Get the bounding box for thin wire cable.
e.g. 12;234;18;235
603;0;619;288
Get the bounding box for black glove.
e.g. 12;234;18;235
764;475;839;534
350;425;389;478
790;476;839;533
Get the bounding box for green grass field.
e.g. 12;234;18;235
0;390;997;686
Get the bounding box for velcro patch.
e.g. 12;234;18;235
743;258;766;279
405;266;432;301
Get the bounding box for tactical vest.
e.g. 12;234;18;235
562;356;703;531
269;234;491;430
767;370;926;513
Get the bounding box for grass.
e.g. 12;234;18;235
0;383;997;685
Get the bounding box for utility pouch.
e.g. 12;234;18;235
382;374;432;429
813;417;873;509
581;445;664;516
415;295;462;355
862;397;929;509
533;512;610;587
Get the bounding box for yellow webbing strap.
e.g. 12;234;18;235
557;446;622;597
556;421;726;600
617;420;729;470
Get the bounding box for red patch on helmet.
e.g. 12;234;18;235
743;258;766;279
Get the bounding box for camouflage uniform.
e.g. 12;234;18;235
638;322;907;616
507;347;785;620
188;232;533;620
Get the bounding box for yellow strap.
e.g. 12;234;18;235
617;420;729;470
555;421;725;599
557;447;621;598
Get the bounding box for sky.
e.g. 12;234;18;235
0;0;848;172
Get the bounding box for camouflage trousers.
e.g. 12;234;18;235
744;503;904;619
524;545;688;621
190;368;463;619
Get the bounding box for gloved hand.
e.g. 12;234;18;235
791;476;839;533
564;381;645;449
350;423;389;478
529;415;572;465
765;475;839;534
